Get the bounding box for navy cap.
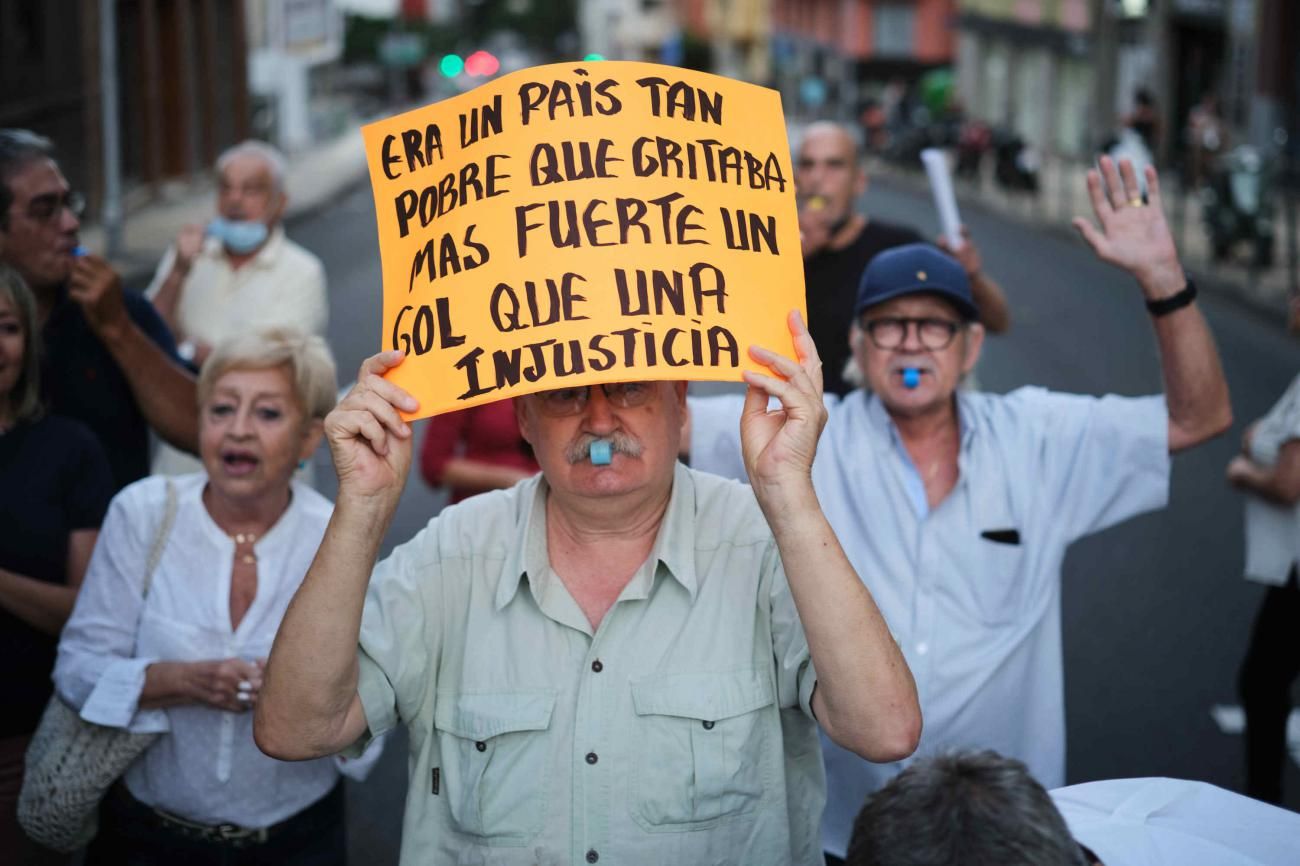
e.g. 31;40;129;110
854;243;979;321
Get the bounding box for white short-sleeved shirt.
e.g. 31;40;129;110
1053;777;1300;865
1242;371;1300;585
690;387;1170;857
53;474;350;827
144;226;328;345
351;463;826;865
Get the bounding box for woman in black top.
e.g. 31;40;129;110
0;264;113;863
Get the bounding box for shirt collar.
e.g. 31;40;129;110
862;388;978;451
494;463;699;611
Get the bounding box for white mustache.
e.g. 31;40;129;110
566;432;643;464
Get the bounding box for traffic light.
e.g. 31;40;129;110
439;53;464;77
464;50;499;77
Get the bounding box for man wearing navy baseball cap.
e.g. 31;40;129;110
687;157;1233;863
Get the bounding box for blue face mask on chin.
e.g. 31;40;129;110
208;217;269;254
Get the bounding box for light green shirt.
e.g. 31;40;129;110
352;462;824;865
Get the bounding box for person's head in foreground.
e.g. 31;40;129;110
846;750;1095;866
197;328;336;506
513;380;688;503
850;243;984;416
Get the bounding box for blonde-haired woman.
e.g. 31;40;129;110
55;328;350;864
0;265;113;864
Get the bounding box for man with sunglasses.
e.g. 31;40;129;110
0;129;197;489
257;317;923;865
689;158;1233;863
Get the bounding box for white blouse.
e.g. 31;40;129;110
54;474;359;828
1244;371;1300;586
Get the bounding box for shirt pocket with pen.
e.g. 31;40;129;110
432;689;557;844
968;528;1027;626
628;669;775;831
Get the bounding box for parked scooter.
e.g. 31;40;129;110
992;129;1039;193
956;119;992;180
1202;144;1276;268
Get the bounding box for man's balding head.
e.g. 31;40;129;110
795;122;866;228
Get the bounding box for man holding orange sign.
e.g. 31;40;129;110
255;64;922;865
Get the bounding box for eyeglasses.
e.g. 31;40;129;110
861;316;961;351
533;382;656;417
23;190;85;224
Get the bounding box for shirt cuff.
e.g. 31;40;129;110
79;657;171;734
342;650;399;759
799;658;819;721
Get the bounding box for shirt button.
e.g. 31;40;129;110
475;741;487;752
585;752;598;765
586;850;599;863
916;642;929;656
591;659;603;673
702;720;715;730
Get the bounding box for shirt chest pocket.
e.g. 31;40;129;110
629;669;775;831
967;534;1028;626
433;689;557;844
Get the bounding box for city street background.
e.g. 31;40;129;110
255;171;1300;861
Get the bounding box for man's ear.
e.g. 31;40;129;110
854;164;869;198
514;396;534;446
961;323;985;375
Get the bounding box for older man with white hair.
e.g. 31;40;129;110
147;140;328;477
148;140;327;371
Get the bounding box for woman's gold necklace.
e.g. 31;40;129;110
230;532;258;565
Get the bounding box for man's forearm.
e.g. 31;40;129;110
258;498;392;755
97;318;200;454
760;484;919;762
971;272;1011;333
1144;272;1232;451
149;263;188;336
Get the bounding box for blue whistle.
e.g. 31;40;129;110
590;440;612;466
903;368;921;390
72;245;89;258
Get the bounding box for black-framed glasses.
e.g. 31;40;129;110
861;316;961;351
23;190;85;224
533;382;655;417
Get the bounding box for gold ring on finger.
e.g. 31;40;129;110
1129;197;1144;207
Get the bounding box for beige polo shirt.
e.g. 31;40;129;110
144;226;327;345
351;463;825;865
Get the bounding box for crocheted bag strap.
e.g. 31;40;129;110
140;479;178;600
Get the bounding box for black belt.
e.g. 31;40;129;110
112;781;342;849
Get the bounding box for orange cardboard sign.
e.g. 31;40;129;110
361;61;804;418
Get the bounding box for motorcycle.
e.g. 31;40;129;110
992;129;1039;193
1201;145;1276;268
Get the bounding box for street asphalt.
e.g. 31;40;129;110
277;171;1300;862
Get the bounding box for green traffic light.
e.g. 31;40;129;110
439;54;464;77
583;53;605;62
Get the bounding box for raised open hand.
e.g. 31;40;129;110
1072;156;1185;295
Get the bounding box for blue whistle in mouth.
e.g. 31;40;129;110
590;440;612;466
72;245;89;258
902;368;921;390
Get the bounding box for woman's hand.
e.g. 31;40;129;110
188;658;265;713
326;351;419;504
